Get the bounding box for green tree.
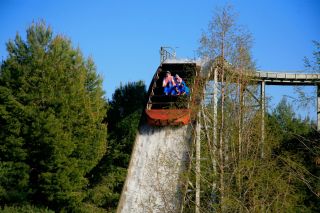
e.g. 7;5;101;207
107;81;146;167
269;97;311;137
0;22;107;211
86;81;146;211
1;205;54;213
268;97;320;212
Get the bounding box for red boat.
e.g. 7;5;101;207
145;60;200;126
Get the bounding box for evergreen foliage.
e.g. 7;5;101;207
86;81;146;211
0;22;107;211
1;205;54;213
107;81;146;169
268;97;320;212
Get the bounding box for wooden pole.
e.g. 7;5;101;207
196;111;201;213
213;68;218;150
261;81;265;158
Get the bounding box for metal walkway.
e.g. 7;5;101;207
256;71;320;131
256;71;320;85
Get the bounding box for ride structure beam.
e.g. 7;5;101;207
255;72;320;85
256;71;320;131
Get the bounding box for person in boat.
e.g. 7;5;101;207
173;74;190;95
162;71;176;95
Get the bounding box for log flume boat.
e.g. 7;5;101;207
145;59;200;126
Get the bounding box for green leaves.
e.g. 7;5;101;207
267;97;320;212
85;81;146;210
0;162;29;202
0;22;107;211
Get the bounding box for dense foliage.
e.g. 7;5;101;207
0;22;107;211
85;81;147;211
1;205;54;213
268;98;320;212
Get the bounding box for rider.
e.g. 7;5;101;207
162;71;176;95
173;74;190;95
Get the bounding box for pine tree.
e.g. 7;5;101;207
269;98;320;212
85;81;146;210
0;22;107;211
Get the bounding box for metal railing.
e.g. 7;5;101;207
160;46;176;63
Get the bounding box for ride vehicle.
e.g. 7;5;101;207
145;59;200;126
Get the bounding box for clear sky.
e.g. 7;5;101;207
1;0;319;118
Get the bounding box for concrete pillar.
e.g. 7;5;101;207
261;81;265;158
317;85;320;131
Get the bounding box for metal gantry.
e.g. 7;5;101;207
256;71;320;131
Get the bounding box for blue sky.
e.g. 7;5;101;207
1;0;319;118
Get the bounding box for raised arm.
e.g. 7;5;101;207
163;78;167;87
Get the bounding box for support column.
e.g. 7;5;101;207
261;81;265;158
213;68;218;150
317;85;320;131
211;67;218;207
195;111;201;213
160;47;164;63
